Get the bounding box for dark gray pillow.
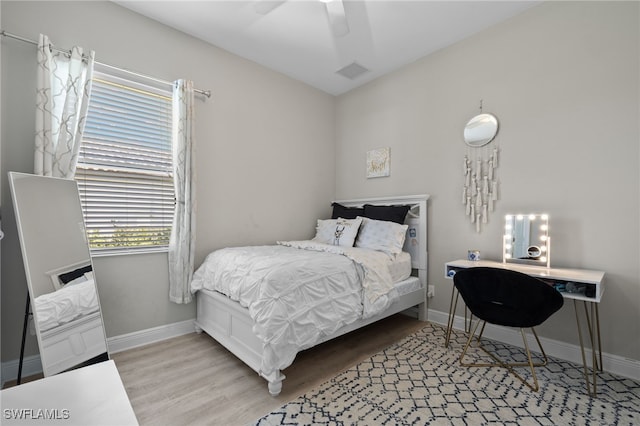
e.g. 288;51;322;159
331;202;364;219
363;204;410;224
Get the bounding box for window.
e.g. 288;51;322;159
75;69;175;254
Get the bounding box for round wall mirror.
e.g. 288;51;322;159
463;113;499;147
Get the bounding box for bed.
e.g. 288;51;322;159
190;194;430;395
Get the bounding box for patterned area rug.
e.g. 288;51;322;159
254;323;640;425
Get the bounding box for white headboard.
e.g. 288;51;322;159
332;194;430;275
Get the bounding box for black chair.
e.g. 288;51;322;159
453;267;564;391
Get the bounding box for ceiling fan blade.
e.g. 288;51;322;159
324;0;350;37
254;0;286;15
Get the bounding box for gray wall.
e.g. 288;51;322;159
335;1;639;360
1;1;335;363
2;0;638;368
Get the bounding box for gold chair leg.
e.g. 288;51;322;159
459;324;547;392
520;328;540;391
530;327;549;367
476;319;486;345
459;318;483;365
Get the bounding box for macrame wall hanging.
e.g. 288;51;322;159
462;101;499;233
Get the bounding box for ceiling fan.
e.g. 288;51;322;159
253;0;350;37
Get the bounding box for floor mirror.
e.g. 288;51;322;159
9;172;109;377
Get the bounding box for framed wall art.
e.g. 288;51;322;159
366;147;390;178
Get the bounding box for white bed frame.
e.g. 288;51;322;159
194;194;430;395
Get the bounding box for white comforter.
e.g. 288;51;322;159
34;279;100;332
190;241;397;376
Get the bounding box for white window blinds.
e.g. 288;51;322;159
75;71;175;254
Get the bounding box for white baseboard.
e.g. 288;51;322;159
428;309;640;381
1;354;43;388
106;319;196;354
2;319;196;387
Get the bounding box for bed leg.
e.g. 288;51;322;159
267;371;285;396
417;302;428;322
268;380;282;396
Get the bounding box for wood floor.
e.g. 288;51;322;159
111;314;426;426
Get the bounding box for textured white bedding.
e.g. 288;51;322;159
34;279;99;332
190;241;407;377
389;251;412;283
389;275;422;298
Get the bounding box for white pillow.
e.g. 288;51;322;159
355;217;408;255
312;217;362;247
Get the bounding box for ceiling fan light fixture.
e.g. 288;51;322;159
324;0;350;37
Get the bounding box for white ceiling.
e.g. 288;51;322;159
115;0;541;96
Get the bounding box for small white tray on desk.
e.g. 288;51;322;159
445;259;605;303
1;360;138;425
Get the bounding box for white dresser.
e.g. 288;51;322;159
1;360;138;425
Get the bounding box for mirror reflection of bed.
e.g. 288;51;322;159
9;172;109;378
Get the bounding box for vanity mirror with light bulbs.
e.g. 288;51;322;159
503;213;550;268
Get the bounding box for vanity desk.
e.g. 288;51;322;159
444;259;605;395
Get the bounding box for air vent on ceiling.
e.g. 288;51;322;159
336;62;369;80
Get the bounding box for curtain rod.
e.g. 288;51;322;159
1;29;211;98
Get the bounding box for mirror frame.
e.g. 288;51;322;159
503;213;550;268
9;172;109;377
463;113;499;147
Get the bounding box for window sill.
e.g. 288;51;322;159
89;246;169;258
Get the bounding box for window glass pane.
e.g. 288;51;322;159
75;70;174;254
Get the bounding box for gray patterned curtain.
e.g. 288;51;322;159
35;34;94;178
169;79;196;304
